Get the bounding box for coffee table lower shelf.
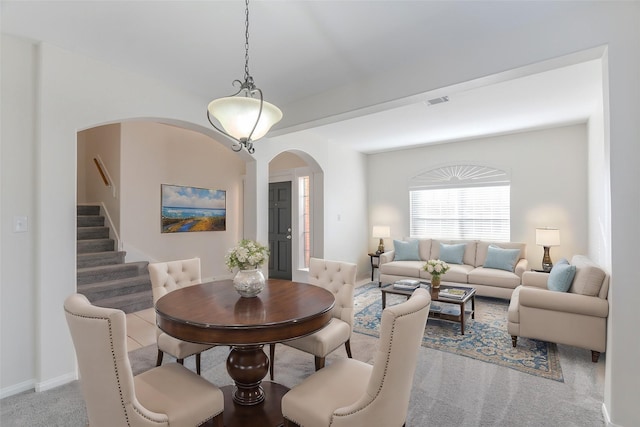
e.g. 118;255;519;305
380;283;476;334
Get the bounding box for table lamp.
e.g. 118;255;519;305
372;226;391;254
536;228;560;272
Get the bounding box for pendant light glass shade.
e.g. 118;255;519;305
207;96;282;142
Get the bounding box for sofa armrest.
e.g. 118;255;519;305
514;258;528;278
519;286;609;318
379;251;395;264
521;271;549;289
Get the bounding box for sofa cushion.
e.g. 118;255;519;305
438;243;466;265
468;267;521;289
430;240;477;266
420;263;474;283
483;245;521;272
476;241;526;268
417;239;432;261
379;260;423;277
569;256;606;296
547;260;575;292
393;239;420;261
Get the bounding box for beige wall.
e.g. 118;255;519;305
119;121;245;280
270;151;308;172
77;124;122;232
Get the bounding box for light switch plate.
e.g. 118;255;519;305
14;215;28;233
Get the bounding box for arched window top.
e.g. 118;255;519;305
410;164;510;190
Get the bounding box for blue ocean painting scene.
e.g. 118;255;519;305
161;184;226;233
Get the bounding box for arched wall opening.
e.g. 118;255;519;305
76;119;249;282
268;149;324;283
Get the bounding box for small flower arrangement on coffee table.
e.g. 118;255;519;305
423;259;450;288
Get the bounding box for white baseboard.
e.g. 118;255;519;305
602;402;623;427
0;379;36;399
35;372;77;393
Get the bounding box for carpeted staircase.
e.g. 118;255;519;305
77;205;153;313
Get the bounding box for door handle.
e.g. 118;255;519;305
286;235;292;240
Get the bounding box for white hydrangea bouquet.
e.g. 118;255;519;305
225;239;270;271
423;259;450;276
423;259;450;287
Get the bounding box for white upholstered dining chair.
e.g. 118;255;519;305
281;288;431;427
270;257;357;380
149;258;214;375
64;293;224;427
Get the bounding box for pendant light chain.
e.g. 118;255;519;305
244;0;252;86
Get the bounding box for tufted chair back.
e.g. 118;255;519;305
65;293;225;427
309;257;357;327
148;258;214;374
64;293;167;426
149;258;202;304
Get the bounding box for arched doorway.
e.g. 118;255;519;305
268;150;323;282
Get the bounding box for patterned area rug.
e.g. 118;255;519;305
354;283;564;382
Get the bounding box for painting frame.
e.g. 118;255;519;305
161;184;226;233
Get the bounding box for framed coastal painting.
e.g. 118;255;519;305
161;184;226;233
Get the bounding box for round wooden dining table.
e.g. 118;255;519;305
155;278;335;427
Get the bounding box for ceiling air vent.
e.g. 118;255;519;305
426;96;449;106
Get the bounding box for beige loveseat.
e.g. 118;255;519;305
379;238;527;299
508;255;609;362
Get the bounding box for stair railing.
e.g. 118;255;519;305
93;156;116;198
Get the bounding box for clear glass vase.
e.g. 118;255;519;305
431;275;441;289
233;268;265;298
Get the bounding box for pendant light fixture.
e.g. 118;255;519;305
207;0;282;154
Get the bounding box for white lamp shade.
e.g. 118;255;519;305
208;96;282;141
372;225;391;238
536;228;560;246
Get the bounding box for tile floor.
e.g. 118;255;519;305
125;308;157;352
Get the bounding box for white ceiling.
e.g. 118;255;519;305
1;1;602;154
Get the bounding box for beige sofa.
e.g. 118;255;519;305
508;255;609;362
379;238;528;299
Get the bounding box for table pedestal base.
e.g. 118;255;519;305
220;382;289;427
226;344;269;405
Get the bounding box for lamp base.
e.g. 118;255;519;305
541;246;553;272
377;238;385;254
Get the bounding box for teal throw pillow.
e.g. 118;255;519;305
439;243;466;265
393;239;421;261
547;262;576;292
483;245;520;272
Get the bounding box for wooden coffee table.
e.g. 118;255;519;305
381;282;476;334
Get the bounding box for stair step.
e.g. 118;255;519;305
78;215;105;227
78;275;152;301
77;205;100;216
76;204;152;313
91;290;154;314
77;251;126;268
77;226;110;240
77;238;115;254
77;261;148;285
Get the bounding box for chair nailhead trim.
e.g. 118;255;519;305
65;309;132;426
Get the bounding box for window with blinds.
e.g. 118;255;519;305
408;165;510;241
